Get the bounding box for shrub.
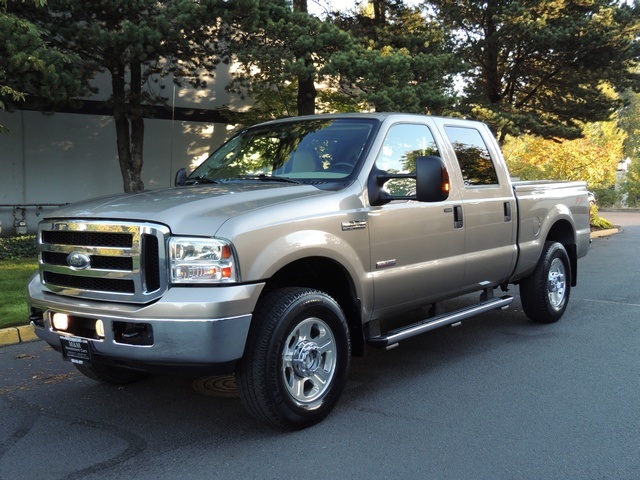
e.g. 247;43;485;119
0;235;38;260
590;204;615;230
591;215;615;230
591;186;619;208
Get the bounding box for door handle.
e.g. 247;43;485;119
504;201;512;222
454;205;463;229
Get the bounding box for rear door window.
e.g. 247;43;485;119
444;126;499;186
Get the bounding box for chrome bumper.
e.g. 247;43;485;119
28;275;265;366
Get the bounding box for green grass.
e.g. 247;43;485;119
0;258;38;329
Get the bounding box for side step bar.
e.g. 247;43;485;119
367;295;514;349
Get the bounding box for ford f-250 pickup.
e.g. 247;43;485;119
27;113;590;428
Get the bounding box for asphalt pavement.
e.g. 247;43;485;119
1;210;638;479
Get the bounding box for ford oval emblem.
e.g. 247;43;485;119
67;251;91;270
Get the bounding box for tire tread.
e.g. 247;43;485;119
520;241;571;324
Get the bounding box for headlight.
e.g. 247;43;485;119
169;237;237;284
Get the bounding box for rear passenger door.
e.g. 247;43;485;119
442;124;517;290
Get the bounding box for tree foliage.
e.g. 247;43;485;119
0;0;88;133
0;12;86;103
618;89;640;206
427;0;640;141
503;120;626;190
620;158;640;206
5;0;225;192
328;0;461;114
226;0;354;120
3;0;640;192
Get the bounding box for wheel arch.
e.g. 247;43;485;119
260;256;366;357
545;219;578;286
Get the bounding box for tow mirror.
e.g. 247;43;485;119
416;156;450;202
368;155;449;206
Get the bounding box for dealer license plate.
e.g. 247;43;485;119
60;336;92;365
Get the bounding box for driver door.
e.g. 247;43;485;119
368;122;466;318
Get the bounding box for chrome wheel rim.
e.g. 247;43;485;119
282;317;336;406
547;258;567;310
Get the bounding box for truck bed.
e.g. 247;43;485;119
512;180;591;281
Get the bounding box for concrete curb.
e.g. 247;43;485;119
0;227;622;349
0;325;39;347
590;227;621;238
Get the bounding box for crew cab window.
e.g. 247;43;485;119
375;124;440;197
444;126;499;186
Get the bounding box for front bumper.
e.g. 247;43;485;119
27;275;265;369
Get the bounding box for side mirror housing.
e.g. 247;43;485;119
175;168;187;186
416;156;450;202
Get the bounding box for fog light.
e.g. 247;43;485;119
52;313;69;331
95;319;105;339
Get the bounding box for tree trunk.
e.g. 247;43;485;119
297;70;317;116
373;0;386;27
482;2;502;105
128;59;144;191
293;0;307;11
293;0;316;116
111;62;145;193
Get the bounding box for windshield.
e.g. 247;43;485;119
187;118;378;185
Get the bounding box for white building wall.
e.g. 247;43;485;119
0;65;245;235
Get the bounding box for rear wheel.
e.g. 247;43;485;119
520;241;571;323
74;363;149;385
236;287;351;429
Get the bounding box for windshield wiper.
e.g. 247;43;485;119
262;175;303;184
233;174;302;184
184;176;220;185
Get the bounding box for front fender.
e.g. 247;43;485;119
249;228;369;287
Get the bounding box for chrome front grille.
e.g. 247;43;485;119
39;220;169;303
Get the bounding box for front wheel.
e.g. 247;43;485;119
519;241;571;323
236;288;351;429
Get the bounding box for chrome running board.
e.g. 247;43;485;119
367;295;514;349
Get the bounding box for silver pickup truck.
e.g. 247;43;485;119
27;113;590;428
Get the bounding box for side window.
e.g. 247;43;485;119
375;124;440;197
444;126;499;186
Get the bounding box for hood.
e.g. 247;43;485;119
46;183;328;235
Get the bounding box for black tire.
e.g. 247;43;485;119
236;287;351;429
74;363;149;385
520;241;571;323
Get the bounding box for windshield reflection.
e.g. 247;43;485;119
187;118;377;185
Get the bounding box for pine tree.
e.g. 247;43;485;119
0;0;87;133
5;0;225;192
329;0;461;114
227;0;353;119
427;0;640;141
